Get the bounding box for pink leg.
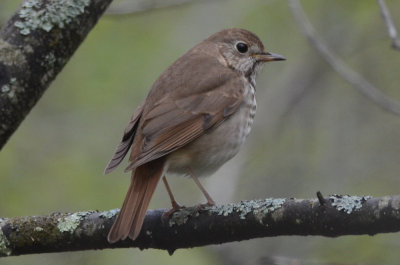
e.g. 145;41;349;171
162;176;183;219
187;167;216;206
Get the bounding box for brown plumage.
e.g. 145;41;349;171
107;158;165;241
105;28;285;243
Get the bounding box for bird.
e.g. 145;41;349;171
104;28;285;243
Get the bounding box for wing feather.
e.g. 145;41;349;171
104;103;144;174
125;76;244;171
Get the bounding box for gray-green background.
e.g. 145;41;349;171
1;0;400;264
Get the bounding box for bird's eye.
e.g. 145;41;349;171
235;42;248;53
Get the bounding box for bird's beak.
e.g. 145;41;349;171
253;52;286;62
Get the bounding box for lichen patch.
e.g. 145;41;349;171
1;78;19;101
0;228;11;256
42;52;56;68
330;195;371;214
57;211;91;233
99;208;119;219
378;196;390;209
14;0;90;36
209;198;286;221
391;196;400;210
169;207;199;227
0;41;27;67
34;226;44;232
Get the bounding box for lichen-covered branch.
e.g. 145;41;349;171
1;194;400;257
0;0;113;149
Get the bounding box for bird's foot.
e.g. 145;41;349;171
162;201;185;220
194;200;216;212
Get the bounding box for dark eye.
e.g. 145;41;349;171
235;42;248;53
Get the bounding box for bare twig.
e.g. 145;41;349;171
316;191;325;205
1;194;400;257
259;256;348;265
377;0;400;51
288;0;400;116
105;0;212;16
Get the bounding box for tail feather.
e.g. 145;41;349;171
107;158;166;243
107;175;139;243
129;172;161;239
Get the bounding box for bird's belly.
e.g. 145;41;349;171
167;89;256;177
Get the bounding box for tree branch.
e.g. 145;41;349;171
105;0;213;16
288;0;400;116
1;194;400;257
377;0;400;52
0;0;113;149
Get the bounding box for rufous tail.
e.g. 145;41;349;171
107;158;166;243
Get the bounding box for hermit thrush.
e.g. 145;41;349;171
105;28;285;243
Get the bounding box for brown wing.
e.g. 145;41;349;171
104;102;144;174
125;74;244;172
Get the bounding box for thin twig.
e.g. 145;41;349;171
288;0;400;116
105;0;212;16
316;191;325;205
377;0;400;51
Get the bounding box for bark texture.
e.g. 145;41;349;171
1;194;400;257
0;0;113;148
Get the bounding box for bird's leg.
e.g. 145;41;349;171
162;176;181;209
162;176;183;220
187;167;216;207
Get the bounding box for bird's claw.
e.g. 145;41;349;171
162;201;185;220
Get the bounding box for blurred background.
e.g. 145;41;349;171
1;0;400;264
